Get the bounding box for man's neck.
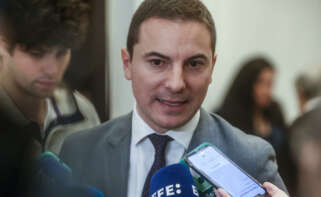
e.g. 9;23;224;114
0;82;48;126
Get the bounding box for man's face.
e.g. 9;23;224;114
122;18;216;133
2;45;71;98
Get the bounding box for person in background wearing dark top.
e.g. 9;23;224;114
216;57;288;153
0;0;98;196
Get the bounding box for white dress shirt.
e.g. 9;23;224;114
127;104;200;197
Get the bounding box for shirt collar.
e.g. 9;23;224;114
132;103;200;150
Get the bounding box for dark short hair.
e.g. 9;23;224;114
127;0;216;59
295;65;321;100
0;0;90;52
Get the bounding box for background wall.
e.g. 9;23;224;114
107;0;321;123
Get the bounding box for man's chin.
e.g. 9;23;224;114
158;119;189;131
31;89;55;99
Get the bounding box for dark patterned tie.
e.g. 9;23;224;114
141;134;172;197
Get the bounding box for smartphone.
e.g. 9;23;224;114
184;143;266;197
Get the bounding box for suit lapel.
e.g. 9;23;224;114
187;109;223;152
101;113;132;197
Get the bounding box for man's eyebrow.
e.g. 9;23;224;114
143;51;171;61
187;54;208;61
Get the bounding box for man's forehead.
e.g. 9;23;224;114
18;44;68;52
139;17;208;33
136;17;213;54
136;18;212;54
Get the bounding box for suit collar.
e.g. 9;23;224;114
100;109;223;197
104;109;219;151
104;112;133;147
98;113;132;197
188;108;221;152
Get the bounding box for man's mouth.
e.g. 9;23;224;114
157;98;188;106
35;79;57;89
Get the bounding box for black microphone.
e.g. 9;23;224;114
32;152;72;194
149;163;199;197
32;152;104;197
58;184;104;197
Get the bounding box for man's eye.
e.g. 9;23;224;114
150;59;164;66
29;50;45;58
188;60;203;68
56;48;69;57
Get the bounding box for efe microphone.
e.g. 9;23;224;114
149;163;199;197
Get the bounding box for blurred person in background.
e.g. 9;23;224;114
278;64;321;195
295;65;321;114
0;0;99;196
279;65;321;195
290;107;321;197
216;57;287;153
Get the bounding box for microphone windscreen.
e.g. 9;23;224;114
149;163;199;197
32;152;105;197
61;185;105;197
34;152;72;187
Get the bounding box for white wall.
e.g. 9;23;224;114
107;0;136;118
107;0;321;123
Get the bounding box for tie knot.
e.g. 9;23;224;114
148;134;172;150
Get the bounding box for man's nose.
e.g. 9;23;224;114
165;64;186;93
42;55;58;76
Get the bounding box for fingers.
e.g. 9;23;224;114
263;182;279;195
214;188;231;197
213;182;288;197
263;182;288;197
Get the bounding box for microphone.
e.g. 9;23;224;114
30;151;72;196
149;163;199;197
32;152;104;197
58;185;104;197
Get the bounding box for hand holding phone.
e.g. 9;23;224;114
184;143;266;197
215;182;288;197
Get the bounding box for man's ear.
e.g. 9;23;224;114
0;36;10;67
0;36;10;58
121;48;132;80
209;53;218;84
212;53;217;70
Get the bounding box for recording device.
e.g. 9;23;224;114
32;152;104;197
183;143;266;197
149;163;199;197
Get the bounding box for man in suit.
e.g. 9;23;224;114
60;0;287;196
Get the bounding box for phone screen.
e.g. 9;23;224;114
186;145;266;197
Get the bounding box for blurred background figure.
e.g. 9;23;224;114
295;65;321;114
0;0;99;196
278;65;321;196
216;57;288;153
290;107;321;197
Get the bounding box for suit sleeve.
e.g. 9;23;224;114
255;141;288;194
